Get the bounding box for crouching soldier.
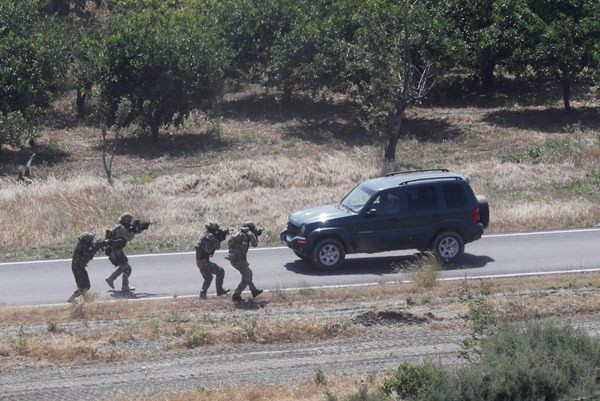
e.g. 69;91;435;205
196;223;230;299
68;232;106;303
227;222;263;302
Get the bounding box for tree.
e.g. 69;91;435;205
96;2;230;139
506;0;600;110
0;0;69;147
269;0;460;161
210;0;297;83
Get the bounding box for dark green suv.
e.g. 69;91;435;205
280;169;489;269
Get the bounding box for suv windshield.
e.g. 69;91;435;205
341;184;374;212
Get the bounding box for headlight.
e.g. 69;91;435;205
299;224;306;235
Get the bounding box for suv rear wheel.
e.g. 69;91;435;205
433;231;464;263
311;238;345;270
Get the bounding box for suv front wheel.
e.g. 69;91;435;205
433;231;464;264
311;238;345;270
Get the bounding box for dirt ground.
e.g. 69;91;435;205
2;273;600;401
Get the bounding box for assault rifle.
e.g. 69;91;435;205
131;219;156;234
214;228;230;242
91;239;110;253
246;225;263;237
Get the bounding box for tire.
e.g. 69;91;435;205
433;231;464;264
311;238;346;270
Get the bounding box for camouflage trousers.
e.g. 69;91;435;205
71;264;91;299
197;258;225;293
107;262;132;291
72;264;91;291
229;259;258;296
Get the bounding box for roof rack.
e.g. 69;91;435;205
398;176;463;186
385;168;450;177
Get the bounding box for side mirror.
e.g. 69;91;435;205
366;208;377;218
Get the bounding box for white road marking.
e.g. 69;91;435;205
20;267;600;309
1;228;599;267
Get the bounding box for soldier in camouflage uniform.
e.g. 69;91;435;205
196;223;230;299
227;222;263;302
105;213;136;292
68;232;103;303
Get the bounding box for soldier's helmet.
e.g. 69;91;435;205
119;212;134;225
205;222;220;233
78;232;95;244
242;221;255;231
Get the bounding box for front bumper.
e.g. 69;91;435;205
280;229;309;256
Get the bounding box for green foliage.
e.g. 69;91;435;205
96;2;231;138
462;295;497;334
448;322;600;401
0;111;35;148
382;362;444;400
381;322;600;401
314;368;327;385
0;0;69;145
504;0;600;109
500;145;543;164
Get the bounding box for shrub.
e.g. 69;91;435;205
428;321;600;401
314;368;327;385
326;384;390;401
382;362;444;400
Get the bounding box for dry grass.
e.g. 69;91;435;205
0;84;598;260
2;273;600;367
125;375;384;401
394;252;441;289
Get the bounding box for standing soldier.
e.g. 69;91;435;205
104;212;137;292
68;232;105;303
227;221;263;302
196;223;230;299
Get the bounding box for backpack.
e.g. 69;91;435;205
227;229;248;256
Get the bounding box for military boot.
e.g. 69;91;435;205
217;288;230;296
232;293;243;302
105;277;115;289
200;290;207;299
251;289;263;298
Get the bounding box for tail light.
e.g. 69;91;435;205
472;207;481;224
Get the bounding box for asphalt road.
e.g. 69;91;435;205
1;228;599;306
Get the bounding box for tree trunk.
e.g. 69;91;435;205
150;121;160;141
480;59;496;92
560;77;571;111
384;104;406;162
76;88;86;120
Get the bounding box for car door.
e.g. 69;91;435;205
400;184;442;248
354;189;404;252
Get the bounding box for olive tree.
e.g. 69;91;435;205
96;3;230;139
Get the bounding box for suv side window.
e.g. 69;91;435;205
371;189;401;216
406;186;438;214
442;183;468;209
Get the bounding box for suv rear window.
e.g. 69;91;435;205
407;186;438;213
443;184;468;209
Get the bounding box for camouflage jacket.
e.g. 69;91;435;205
110;223;135;250
71;241;96;270
196;232;220;260
227;228;257;261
